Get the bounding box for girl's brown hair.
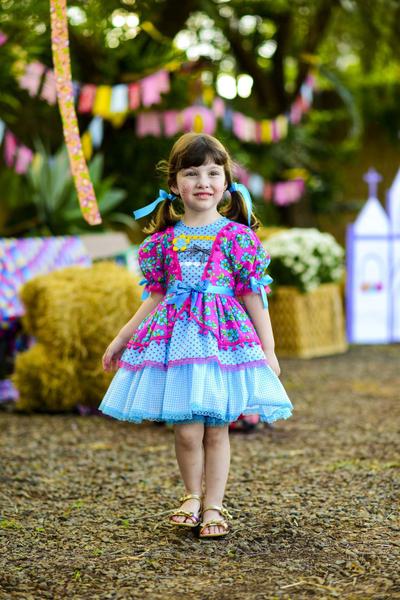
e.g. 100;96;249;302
143;133;260;234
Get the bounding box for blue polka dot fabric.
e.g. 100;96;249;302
99;217;293;426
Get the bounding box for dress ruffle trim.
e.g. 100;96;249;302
99;405;293;426
119;356;268;372
127;301;261;352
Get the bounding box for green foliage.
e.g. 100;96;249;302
2;144;134;236
1;0;400;228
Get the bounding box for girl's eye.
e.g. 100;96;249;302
185;171;196;176
210;171;221;176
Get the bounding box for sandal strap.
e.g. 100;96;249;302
200;518;228;530
202;505;233;519
170;510;200;522
179;493;202;503
200;519;228;529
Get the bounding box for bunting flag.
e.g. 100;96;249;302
0;31;8;46
18;62;46;97
233;163;306;207
40;69;58;105
0;120;35;174
50;0;101;225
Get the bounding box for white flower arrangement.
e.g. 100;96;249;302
264;228;345;292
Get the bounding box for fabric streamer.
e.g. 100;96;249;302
49;0;101;225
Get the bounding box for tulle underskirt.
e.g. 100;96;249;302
99;361;293;426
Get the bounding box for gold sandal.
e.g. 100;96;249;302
169;493;202;528
199;505;232;539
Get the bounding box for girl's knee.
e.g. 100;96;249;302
174;423;204;450
204;425;229;446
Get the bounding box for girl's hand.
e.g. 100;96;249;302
102;336;126;372
264;349;281;377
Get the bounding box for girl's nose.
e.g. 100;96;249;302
196;176;211;188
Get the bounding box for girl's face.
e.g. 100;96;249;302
171;160;227;215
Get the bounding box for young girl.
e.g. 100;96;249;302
100;133;293;539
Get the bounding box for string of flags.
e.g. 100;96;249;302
133;75;314;145
2;24;311;209
0;118;305;208
18;60;171;116
16;53;315;144
234;164;306;207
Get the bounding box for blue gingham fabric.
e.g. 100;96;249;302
99;218;293;426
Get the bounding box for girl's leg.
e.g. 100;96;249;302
202;424;230;535
171;422;205;524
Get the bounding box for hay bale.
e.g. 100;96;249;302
13;344;83;412
13;344;115;412
21;262;142;359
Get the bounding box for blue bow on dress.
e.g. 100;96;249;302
249;275;273;309
139;278;152;300
166;280;234;310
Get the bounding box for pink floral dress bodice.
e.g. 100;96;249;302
131;218;272;351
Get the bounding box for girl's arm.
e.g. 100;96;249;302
102;291;164;371
241;293;281;376
117;292;164;344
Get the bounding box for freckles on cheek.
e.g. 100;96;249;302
179;183;192;196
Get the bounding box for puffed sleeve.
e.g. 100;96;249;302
137;231;166;299
231;227;273;309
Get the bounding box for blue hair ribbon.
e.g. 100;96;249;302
228;182;253;227
133;189;176;220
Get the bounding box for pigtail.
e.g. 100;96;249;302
220;189;260;232
143;159;183;234
143;196;182;235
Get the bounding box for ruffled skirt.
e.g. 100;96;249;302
99;315;293;426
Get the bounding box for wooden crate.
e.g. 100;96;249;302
269;283;348;358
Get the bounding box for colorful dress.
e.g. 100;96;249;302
99;216;293;426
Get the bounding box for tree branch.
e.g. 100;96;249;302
294;0;341;96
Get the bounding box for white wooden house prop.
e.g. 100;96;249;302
346;168;400;343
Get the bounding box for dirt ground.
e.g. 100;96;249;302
1;345;399;600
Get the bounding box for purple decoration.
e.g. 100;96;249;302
363;168;382;199
0;236;91;321
0;236;91;403
347;169;400;344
